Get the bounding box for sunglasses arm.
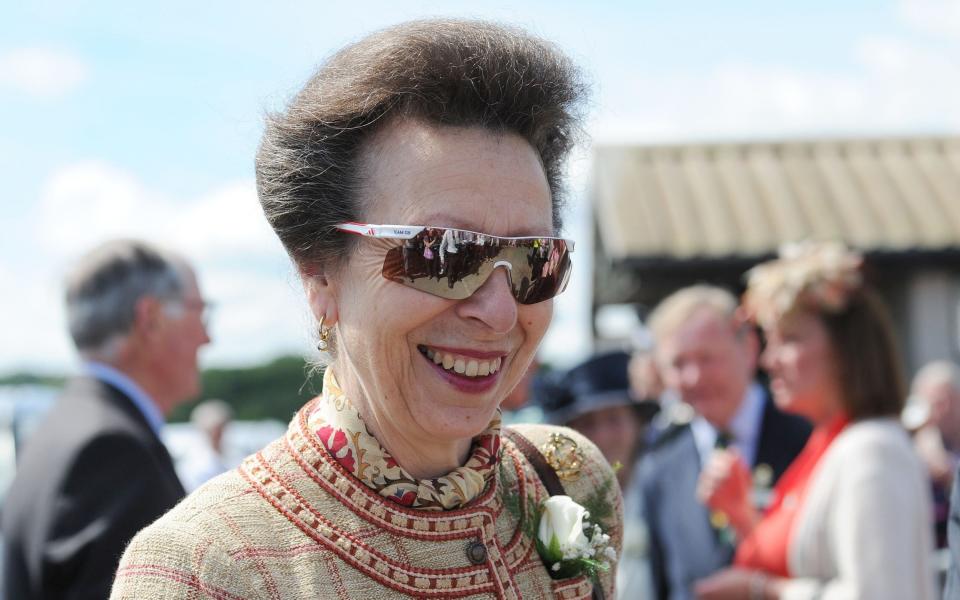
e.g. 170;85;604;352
335;223;426;240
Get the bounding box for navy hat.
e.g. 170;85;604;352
536;351;634;426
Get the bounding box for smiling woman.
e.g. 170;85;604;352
111;18;622;600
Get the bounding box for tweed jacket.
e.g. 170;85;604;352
111;399;623;599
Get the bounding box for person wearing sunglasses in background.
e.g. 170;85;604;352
112;19;622;600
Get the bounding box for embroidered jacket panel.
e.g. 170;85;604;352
111;399;623;599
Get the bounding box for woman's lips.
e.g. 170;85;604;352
418;346;502;393
422;347;502;377
424;345;508;360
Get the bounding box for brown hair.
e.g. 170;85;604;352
255;19;586;271
819;288;906;420
744;242;905;420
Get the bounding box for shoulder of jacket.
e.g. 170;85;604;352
504;424;620;505
113;481;261;597
505;424;610;476
648;420;694;452
832;418;912;456
503;423;623;585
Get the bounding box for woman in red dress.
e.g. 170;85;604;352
694;242;935;600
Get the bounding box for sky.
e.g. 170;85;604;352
2;0;959;375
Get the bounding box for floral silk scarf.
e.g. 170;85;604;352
308;369;501;511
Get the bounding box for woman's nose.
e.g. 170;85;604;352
455;266;518;334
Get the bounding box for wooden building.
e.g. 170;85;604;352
590;136;960;372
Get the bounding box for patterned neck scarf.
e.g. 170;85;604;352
308;369;501;511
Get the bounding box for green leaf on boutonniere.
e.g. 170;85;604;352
579;474;616;531
497;456;617;587
535;495;614;583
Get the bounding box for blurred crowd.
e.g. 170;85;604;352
515;243;956;600
5;238;958;599
6;16;958;600
5;235;958;600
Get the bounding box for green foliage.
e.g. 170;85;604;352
0;355;321;424
170;355;322;423
0;373;65;387
499;461;612;588
536;533;608;581
580;475;616;531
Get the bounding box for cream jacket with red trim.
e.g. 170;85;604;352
110;400;623;600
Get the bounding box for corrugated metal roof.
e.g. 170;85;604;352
591;136;960;262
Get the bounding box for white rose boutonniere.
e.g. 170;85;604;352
536;495;616;580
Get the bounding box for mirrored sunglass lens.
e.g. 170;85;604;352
499;241;571;304
382;230;485;299
381;231;571;304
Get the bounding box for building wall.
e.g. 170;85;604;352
904;270;960;376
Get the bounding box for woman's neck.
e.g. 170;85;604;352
358;402;473;479
807;386;848;428
332;366;474;480
810;402;848;429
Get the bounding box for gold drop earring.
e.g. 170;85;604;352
317;316;330;352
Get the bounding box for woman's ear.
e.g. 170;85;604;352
304;272;339;327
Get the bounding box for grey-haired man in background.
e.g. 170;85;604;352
3;239;210;599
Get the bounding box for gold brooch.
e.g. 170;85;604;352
540;433;584;481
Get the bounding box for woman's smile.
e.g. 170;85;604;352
418;344;506;393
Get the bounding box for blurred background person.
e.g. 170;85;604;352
627;327;668;432
537;350;654;597
2;239;209;600
696;242;935;600
632;284;810;600
178;398;234;492
501;358;539;412
540;351;645;489
628;347;662;404
907;361;960;550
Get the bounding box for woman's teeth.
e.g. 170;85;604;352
423;348;501;378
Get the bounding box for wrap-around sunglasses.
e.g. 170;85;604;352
336;223;574;305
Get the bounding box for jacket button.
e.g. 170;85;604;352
466;540;487;564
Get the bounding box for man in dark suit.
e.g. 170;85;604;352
3;239;210;599
626;285;810;600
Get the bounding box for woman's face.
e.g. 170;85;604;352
566;405;641;473
761;310;843;423
323;120;555;445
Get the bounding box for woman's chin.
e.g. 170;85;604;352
772;389;811;418
414;402;500;441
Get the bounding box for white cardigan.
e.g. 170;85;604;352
782;418;937;600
